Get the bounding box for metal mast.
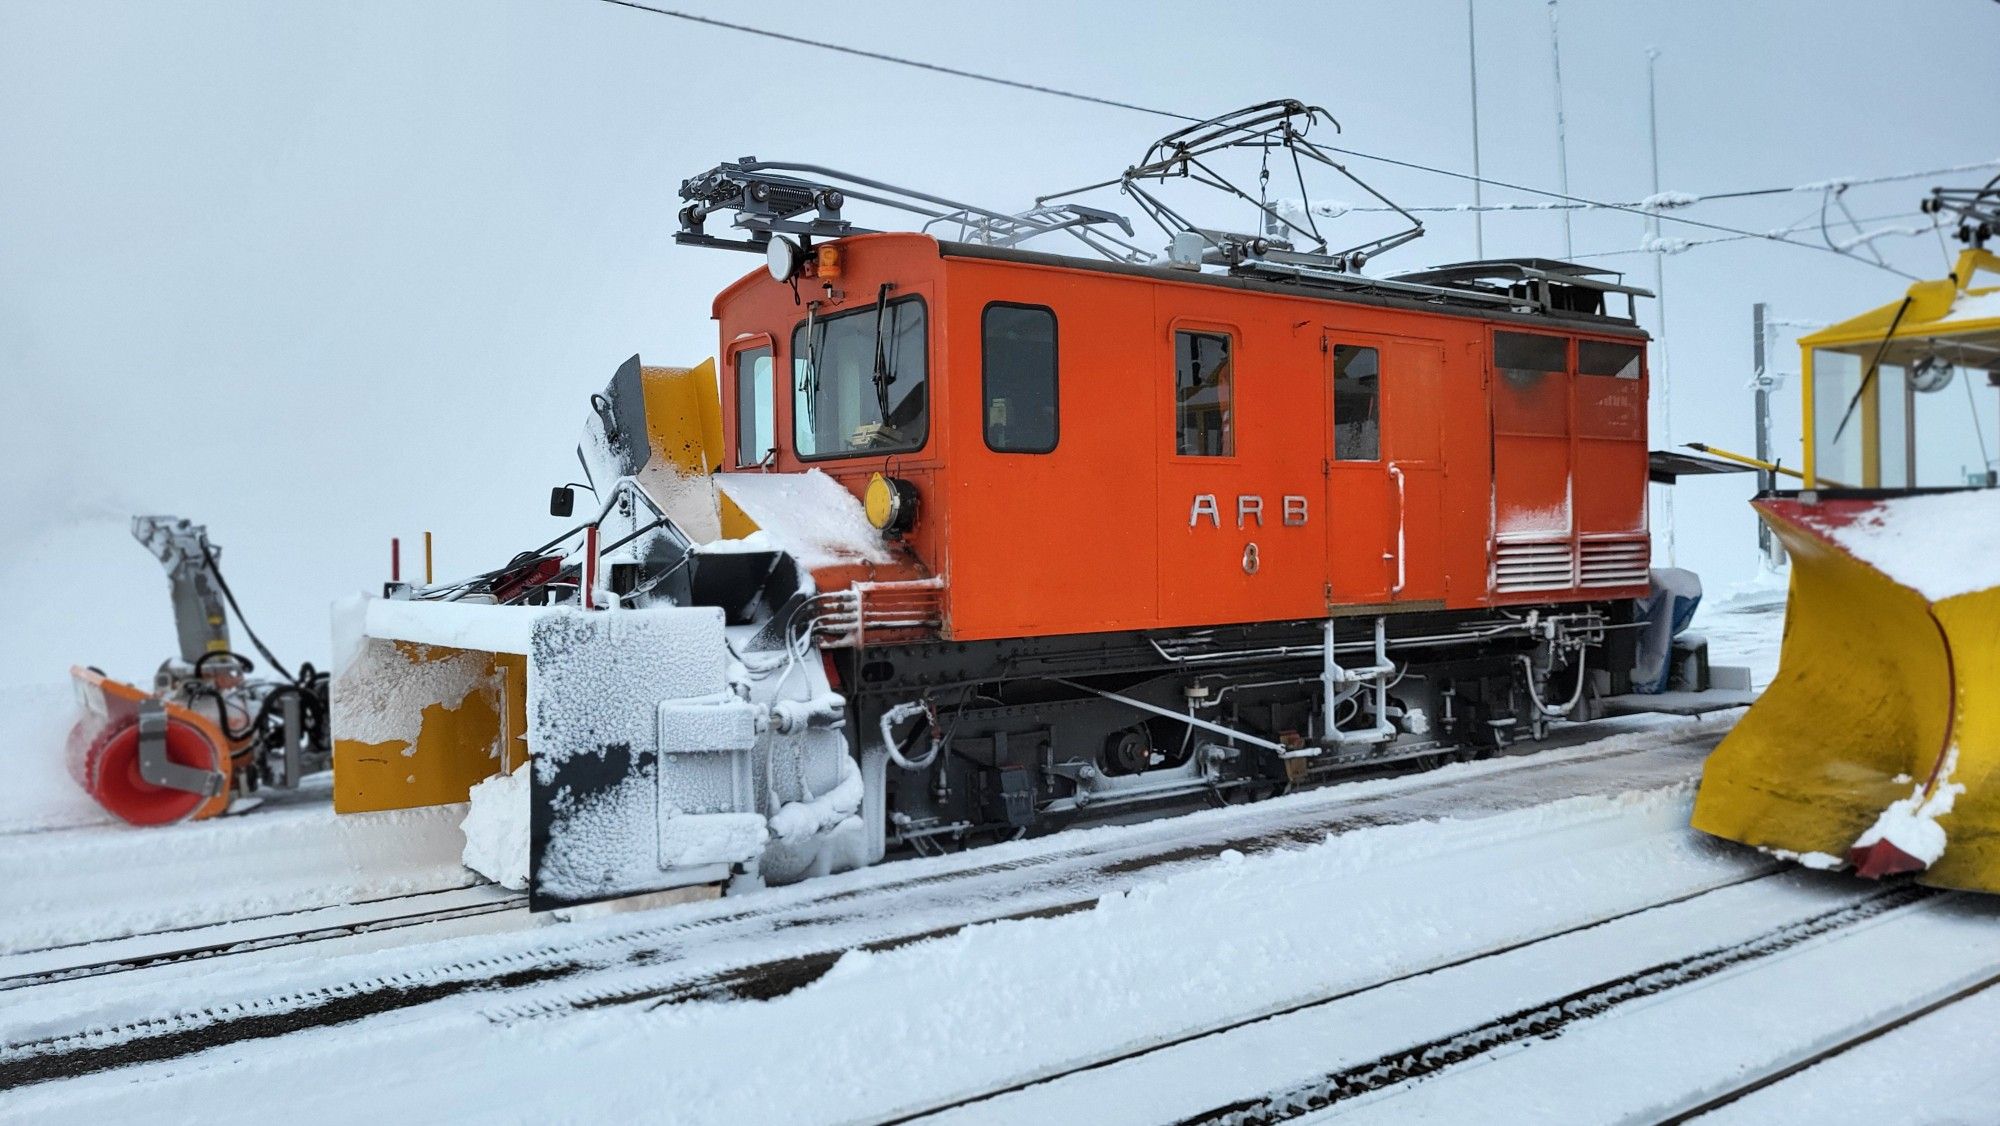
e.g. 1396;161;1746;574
1548;0;1574;259
1647;46;1674;566
1467;0;1485;259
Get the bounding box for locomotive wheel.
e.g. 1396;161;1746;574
78;715;225;826
1102;727;1154;775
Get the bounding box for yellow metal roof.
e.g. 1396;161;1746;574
1802;248;2000;350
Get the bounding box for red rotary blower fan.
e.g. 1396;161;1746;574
66;516;329;825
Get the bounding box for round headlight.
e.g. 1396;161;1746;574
765;235;802;282
864;473;919;535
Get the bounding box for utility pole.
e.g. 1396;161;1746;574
1750;303;1789;571
1645;46;1674;566
1548;0;1573;258
1467;0;1485;259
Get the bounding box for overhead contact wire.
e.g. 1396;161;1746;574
589;0;1945;279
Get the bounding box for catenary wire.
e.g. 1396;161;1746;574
588;0;1947;279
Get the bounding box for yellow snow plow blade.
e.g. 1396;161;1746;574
1692;495;2000;892
332;640;528;812
332;354;734;814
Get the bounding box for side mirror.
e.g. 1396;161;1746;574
549;486;575;518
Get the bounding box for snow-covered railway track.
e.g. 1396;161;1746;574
0;721;1726;1096
1173;886;1939;1125
0;886;527;993
878;865;1799;1125
1659;967;2000;1124
911;873;1999;1126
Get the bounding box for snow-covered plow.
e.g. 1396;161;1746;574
1692;493;2000;891
1693;227;2000;892
331;357;876;908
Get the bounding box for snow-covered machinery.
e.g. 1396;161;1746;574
333;103;1751;910
69;516;330;824
332;359;869;907
1693;187;2000;891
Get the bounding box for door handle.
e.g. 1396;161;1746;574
1387;464;1406;596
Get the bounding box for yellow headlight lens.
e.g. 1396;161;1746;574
864;472;895;530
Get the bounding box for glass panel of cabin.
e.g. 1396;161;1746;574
735;346;774;466
1174;330;1234;457
791;297;929;458
1332;344;1380;461
1909;357;1998;487
982;304;1059;453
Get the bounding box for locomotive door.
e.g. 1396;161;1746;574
1323;332;1447;607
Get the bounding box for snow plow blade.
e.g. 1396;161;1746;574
333;595;865;909
1692;494;2000;893
331;634;527;813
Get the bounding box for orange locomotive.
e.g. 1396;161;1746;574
713;231;1655;639
337;103;1726;906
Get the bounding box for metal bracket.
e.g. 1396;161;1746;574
135;700;224;797
131;515;232;666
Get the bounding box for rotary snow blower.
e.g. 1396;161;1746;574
68;516;330;825
1692;202;2000;892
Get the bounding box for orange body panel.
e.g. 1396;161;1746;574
715;233;1651;642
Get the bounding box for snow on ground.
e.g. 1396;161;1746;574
0;791;476;954
1316;893;2000;1126
1698;974;2000;1126
0;575;1827;1125
7;779;1764;1125
0;683;111;834
1692;573;1788;688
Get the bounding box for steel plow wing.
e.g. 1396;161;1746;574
1692;493;2000;892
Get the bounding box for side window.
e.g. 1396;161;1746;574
1578;340;1643;380
1494;331;1568;382
1493;330;1571;436
1174;330;1234;457
734;346;775;466
1332;344;1381;461
982;304;1058;453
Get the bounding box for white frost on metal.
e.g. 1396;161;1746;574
715;470;890;569
1498;501;1572;536
331;638;494;749
1638;190;1697;211
661;812;767;868
766;750;866;881
526;607;731;901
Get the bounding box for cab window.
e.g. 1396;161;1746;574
734;345;775;466
1332;344;1380;461
982;304;1058;453
792;296;929;458
1174;330;1234;457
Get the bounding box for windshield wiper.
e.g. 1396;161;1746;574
799;301;823;434
871;282;897;419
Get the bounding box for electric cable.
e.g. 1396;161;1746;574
200;542;299;685
589;0;1971;279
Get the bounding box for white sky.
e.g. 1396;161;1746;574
2;0;1995;680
